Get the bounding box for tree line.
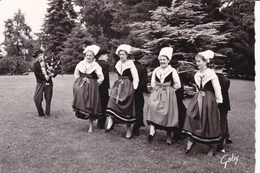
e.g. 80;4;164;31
0;0;255;80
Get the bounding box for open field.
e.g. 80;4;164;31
0;72;255;173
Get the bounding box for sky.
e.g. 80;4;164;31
0;0;48;43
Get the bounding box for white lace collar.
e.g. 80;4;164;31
115;60;135;75
78;60;100;74
155;66;175;83
194;68;217;88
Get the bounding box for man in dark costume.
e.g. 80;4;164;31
96;48;110;129
32;49;57;118
131;49;148;136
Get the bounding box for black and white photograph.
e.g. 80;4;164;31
0;0;257;172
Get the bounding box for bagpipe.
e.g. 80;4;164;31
44;54;62;75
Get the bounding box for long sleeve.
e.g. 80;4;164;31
74;64;80;79
171;69;181;90
95;66;104;85
151;70;156;88
139;67;148;92
130;66;139;90
33;62;46;81
212;77;223;104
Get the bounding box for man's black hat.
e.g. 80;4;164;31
131;50;144;60
95;48;110;58
213;59;225;69
33;49;44;58
170;60;181;68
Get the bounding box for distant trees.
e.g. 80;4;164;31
59;25;93;74
129;0;230;55
221;0;255;79
0;0;255;79
0;9;34;74
42;0;77;58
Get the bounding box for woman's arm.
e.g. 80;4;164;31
172;69;181;90
130;66;139;90
96;66;104;85
212;77;223;104
74;64;80;79
150;69;156;88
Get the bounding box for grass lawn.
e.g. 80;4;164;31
0;72;255;173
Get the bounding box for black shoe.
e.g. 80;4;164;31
225;138;233;144
148;135;154;142
133;130;140;136
140;122;145;127
185;142;195;155
217;144;225;153
97;123;105;129
172;135;181;142
44;114;50;118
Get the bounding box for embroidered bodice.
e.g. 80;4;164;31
79;71;98;79
194;68;223;103
151;66;181;90
74;60;104;84
115;60;139;89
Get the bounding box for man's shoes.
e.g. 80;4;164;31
133;130;140;136
44;114;50;118
172;135;182;142
148;135;154;142
225;138;233;144
97;122;105;129
140;122;145;127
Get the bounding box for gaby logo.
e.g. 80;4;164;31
220;153;239;168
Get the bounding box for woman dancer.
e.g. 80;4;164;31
182;50;222;156
105;44;139;139
147;47;181;145
72;45;104;132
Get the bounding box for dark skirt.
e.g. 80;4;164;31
72;76;101;120
147;83;179;131
106;78;136;124
182;91;221;144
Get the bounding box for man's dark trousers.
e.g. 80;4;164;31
33;82;53;116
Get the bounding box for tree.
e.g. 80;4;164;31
74;0;115;48
42;0;77;59
129;0;230;57
59;25;93;74
0;9;34;74
220;0;255;79
75;0;172;49
110;0;172;46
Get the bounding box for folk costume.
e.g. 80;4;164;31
183;50;223;145
131;49;148;135
106;44;139;124
170;60;187;141
72;45;104;120
32;49;57;117
96;48;111;129
213;59;232;152
147;47;181;132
